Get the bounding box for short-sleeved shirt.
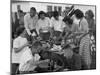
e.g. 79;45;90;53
79;18;89;33
71;17;89;33
50;17;66;32
24;13;38;30
19;48;40;71
36;17;51;34
24;13;38;35
12;36;28;63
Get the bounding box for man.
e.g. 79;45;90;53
18;10;24;26
24;7;38;40
16;10;25;37
50;11;65;39
36;11;51;41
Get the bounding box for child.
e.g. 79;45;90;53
19;41;49;73
11;29;29;75
62;44;82;70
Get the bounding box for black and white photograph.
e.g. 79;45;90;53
11;0;96;75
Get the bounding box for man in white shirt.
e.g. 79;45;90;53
36;11;51;41
24;7;38;41
11;30;29;75
50;11;65;41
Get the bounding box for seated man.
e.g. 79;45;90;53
19;41;49;73
62;44;82;70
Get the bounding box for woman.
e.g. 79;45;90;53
11;29;29;75
36;11;51;41
85;10;96;69
85;10;96;33
71;9;91;69
85;10;96;42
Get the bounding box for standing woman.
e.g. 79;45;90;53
85;10;96;41
36;11;51;41
85;10;96;69
71;9;91;69
85;10;96;34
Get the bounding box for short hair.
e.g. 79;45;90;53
38;11;46;18
30;7;36;11
18;10;23;13
63;16;73;25
32;41;42;48
16;27;24;36
85;10;94;18
73;9;84;19
53;11;59;17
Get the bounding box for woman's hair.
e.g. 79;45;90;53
38;11;46;18
16;27;25;36
18;10;23;13
53;11;59;18
63;16;73;25
85;10;94;19
15;12;18;20
30;7;36;12
73;9;84;19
